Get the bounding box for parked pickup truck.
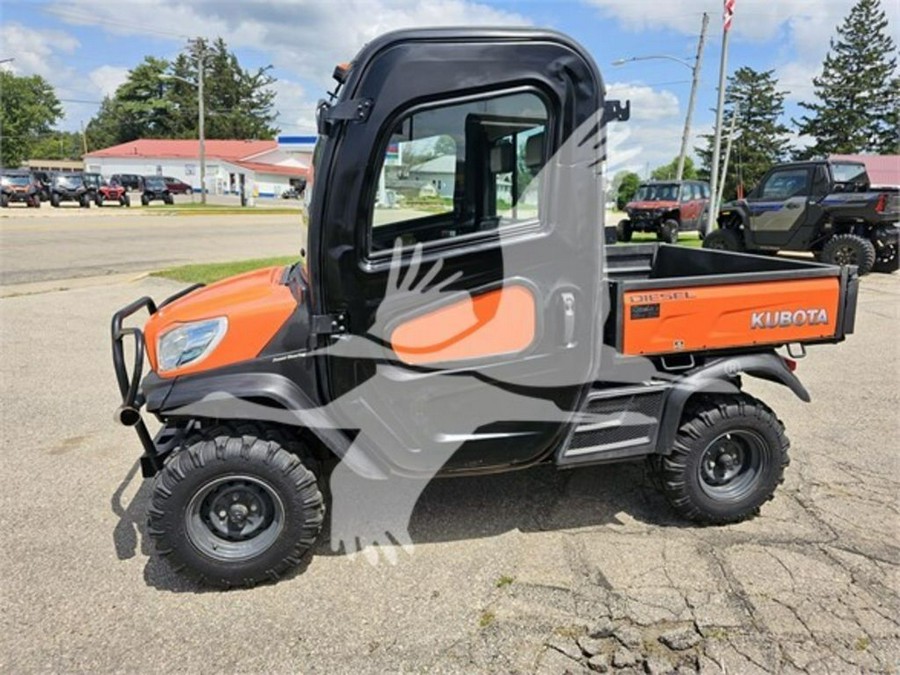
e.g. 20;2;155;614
111;27;859;588
705;159;899;274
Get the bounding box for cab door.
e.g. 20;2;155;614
308;30;606;474
746;166;812;247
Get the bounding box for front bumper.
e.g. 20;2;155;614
111;284;203;476
5;191;37;202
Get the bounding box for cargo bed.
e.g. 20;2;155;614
605;244;858;357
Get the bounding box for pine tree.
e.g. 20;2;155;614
795;0;899;157
85;38;279;148
696;68;791;200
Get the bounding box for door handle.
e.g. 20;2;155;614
784;202;801;210
561;292;576;348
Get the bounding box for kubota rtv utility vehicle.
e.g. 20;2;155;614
112;28;859;588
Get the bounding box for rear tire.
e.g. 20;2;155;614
141;194;149;206
702;228;745;252
658;219;680;245
0;194;8;208
95;194;104;207
617;219;633;243
654;393;789;524
149;425;325;588
164;193;174;205
820;234;876;276
121;194;131;207
80;195;91;208
50;194;60;207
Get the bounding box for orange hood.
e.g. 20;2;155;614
144;266;298;378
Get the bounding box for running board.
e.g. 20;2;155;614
556;384;668;467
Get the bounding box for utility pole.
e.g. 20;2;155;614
80;121;88;155
189;39;208;205
706;0;736;236
676;12;708;181
716;108;740;209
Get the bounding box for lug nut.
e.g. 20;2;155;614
218;510;227;519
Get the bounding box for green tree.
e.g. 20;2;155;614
30;131;83;160
616;171;641;210
169;38;278;139
651;156;698;181
696;67;791;200
86;38;279;148
0;72;62;167
85;57;174;148
795;0;899;156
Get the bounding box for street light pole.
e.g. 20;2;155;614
676;12;709;180
612;12;709;182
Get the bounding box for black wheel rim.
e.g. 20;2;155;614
697;430;768;502
877;244;897;265
832;244;858;266
186;475;285;562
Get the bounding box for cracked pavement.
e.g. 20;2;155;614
0;268;897;673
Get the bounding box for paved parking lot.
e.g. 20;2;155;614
0;234;897;672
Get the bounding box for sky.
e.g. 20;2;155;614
1;0;898;175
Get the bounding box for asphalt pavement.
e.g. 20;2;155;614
0;208;301;287
0;228;897;672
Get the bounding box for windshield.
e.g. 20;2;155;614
145;177;165;188
2;175;31;186
635;183;680;202
832;163;868;185
55;174;83;187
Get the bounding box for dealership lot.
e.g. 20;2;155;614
0;215;897;673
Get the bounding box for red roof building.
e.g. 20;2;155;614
83;138;309;198
830;154;900;188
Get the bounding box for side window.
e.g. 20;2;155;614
760;169;811;200
370;91;548;252
700;183;710;199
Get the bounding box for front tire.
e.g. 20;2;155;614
141;194;150;206
121;194;131;207
703;227;745;252
95;194;104;207
616;219;633;243
148;425;325;588
50;193;61;207
654;393;789;524
658;219;680;245
820;234;876;276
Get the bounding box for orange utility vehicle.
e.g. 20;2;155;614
112;28;859;587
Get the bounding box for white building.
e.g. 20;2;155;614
83;139;309;198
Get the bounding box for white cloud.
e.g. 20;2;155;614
48;0;531;89
89;65;129;98
603;82;687;174
0;22;79;80
607;82;680;121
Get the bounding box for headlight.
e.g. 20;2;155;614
157;317;227;372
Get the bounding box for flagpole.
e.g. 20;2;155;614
706;0;734;236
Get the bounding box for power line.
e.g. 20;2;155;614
44;7;191;41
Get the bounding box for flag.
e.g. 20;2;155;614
724;0;735;32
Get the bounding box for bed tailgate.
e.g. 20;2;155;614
619;270;858;357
